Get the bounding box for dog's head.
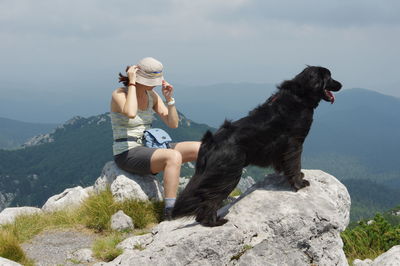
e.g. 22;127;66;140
279;66;342;105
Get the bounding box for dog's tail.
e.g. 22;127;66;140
172;130;215;218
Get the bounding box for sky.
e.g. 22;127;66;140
0;0;399;123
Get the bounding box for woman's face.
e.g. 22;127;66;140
136;83;156;90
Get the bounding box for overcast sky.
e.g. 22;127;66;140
0;0;399;122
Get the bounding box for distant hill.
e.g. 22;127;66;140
302;88;400;195
174;82;276;127
0;112;212;210
0;117;58;149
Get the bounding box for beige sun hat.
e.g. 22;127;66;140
135;57;164;86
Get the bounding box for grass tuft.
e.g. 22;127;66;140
80;189;164;231
230;244;252;261
92;232;124;262
0;230;34;265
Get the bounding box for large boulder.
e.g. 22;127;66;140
96;170;351;266
94;161;163;201
42;186;91;212
0;257;22;266
353;245;400;266
0;207;42;225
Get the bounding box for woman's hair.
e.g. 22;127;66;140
118;66;130;86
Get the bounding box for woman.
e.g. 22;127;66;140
110;57;200;220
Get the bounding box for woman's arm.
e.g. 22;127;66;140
112;66;139;118
152;81;179;128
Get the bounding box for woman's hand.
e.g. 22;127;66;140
127;65;139;84
162;80;174;101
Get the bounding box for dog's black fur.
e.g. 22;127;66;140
172;66;342;227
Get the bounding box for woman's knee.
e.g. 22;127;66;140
187;142;201;161
166;149;182;166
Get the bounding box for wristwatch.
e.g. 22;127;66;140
167;98;175;106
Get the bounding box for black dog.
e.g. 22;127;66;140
172;66;342;227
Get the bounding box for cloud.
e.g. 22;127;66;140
0;0;399;98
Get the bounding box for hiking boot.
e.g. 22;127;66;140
163;207;173;221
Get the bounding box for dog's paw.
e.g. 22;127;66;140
294;179;310;191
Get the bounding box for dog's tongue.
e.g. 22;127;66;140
326;90;335;104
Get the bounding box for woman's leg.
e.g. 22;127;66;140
172;141;201;163
150;149;182;198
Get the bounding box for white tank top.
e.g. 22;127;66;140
110;90;154;155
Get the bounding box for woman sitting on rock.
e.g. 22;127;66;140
110;57;200;220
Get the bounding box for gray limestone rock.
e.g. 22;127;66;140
67;248;94;263
116;233;154;251
98;169;351;266
110;210;134;231
94;161;163;201
0;206;42;225
237;176;256;193
42;186;90;212
0;257;22;266
354;245;400;266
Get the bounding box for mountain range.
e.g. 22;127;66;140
0;117;58;150
0;87;399;221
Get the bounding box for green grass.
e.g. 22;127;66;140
0;230;34;265
92;232;124;262
81;189;164;231
0;189;164;264
230;244;252;261
341;213;400;264
229;188;242;197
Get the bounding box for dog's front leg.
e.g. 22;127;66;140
282;140;310;191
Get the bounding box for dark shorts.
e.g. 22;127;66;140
114;146;158;176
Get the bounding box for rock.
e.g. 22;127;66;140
99;170;351;266
354;245;400;266
84;185;94;194
117;233;154;251
0;191;15;212
42;186;90;212
0;257;22;266
237;176;256;193
111;210;134;231
67;248;94;263
94;161;163;201
0;207;42;225
353;258;373;266
21;229;96;266
178;177;190;192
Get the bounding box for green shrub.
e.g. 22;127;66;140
341;213;400;263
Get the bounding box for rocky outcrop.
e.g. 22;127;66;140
42;186;92;212
353;245;400;266
0;257;22;266
94;161;163;201
0;191;15;212
95;169;351;266
0;207;42;225
23;133;54;147
237;175;255;193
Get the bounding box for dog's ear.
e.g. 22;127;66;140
278;80;306;96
